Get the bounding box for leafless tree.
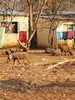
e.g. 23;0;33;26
0;0;74;51
19;0;73;51
17;0;47;52
40;0;72;49
0;0;21;32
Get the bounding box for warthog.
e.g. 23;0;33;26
45;48;60;56
58;45;73;56
6;50;30;64
10;48;24;53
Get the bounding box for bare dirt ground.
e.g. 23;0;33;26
0;48;75;100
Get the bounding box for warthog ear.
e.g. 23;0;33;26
5;49;11;55
5;51;9;55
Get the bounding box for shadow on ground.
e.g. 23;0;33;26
0;79;75;93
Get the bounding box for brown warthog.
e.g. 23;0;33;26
45;48;60;56
6;50;30;64
58;45;73;56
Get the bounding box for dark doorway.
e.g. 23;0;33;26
30;32;37;49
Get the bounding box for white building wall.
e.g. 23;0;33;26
37;18;50;48
37;18;75;48
0;15;29;47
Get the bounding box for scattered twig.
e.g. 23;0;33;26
46;58;75;70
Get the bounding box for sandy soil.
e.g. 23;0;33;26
0;48;75;100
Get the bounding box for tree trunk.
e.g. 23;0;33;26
29;1;33;35
18;0;46;52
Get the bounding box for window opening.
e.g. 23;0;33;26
1;22;18;33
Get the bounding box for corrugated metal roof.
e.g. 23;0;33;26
62;11;75;15
0;10;28;16
40;14;75;20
